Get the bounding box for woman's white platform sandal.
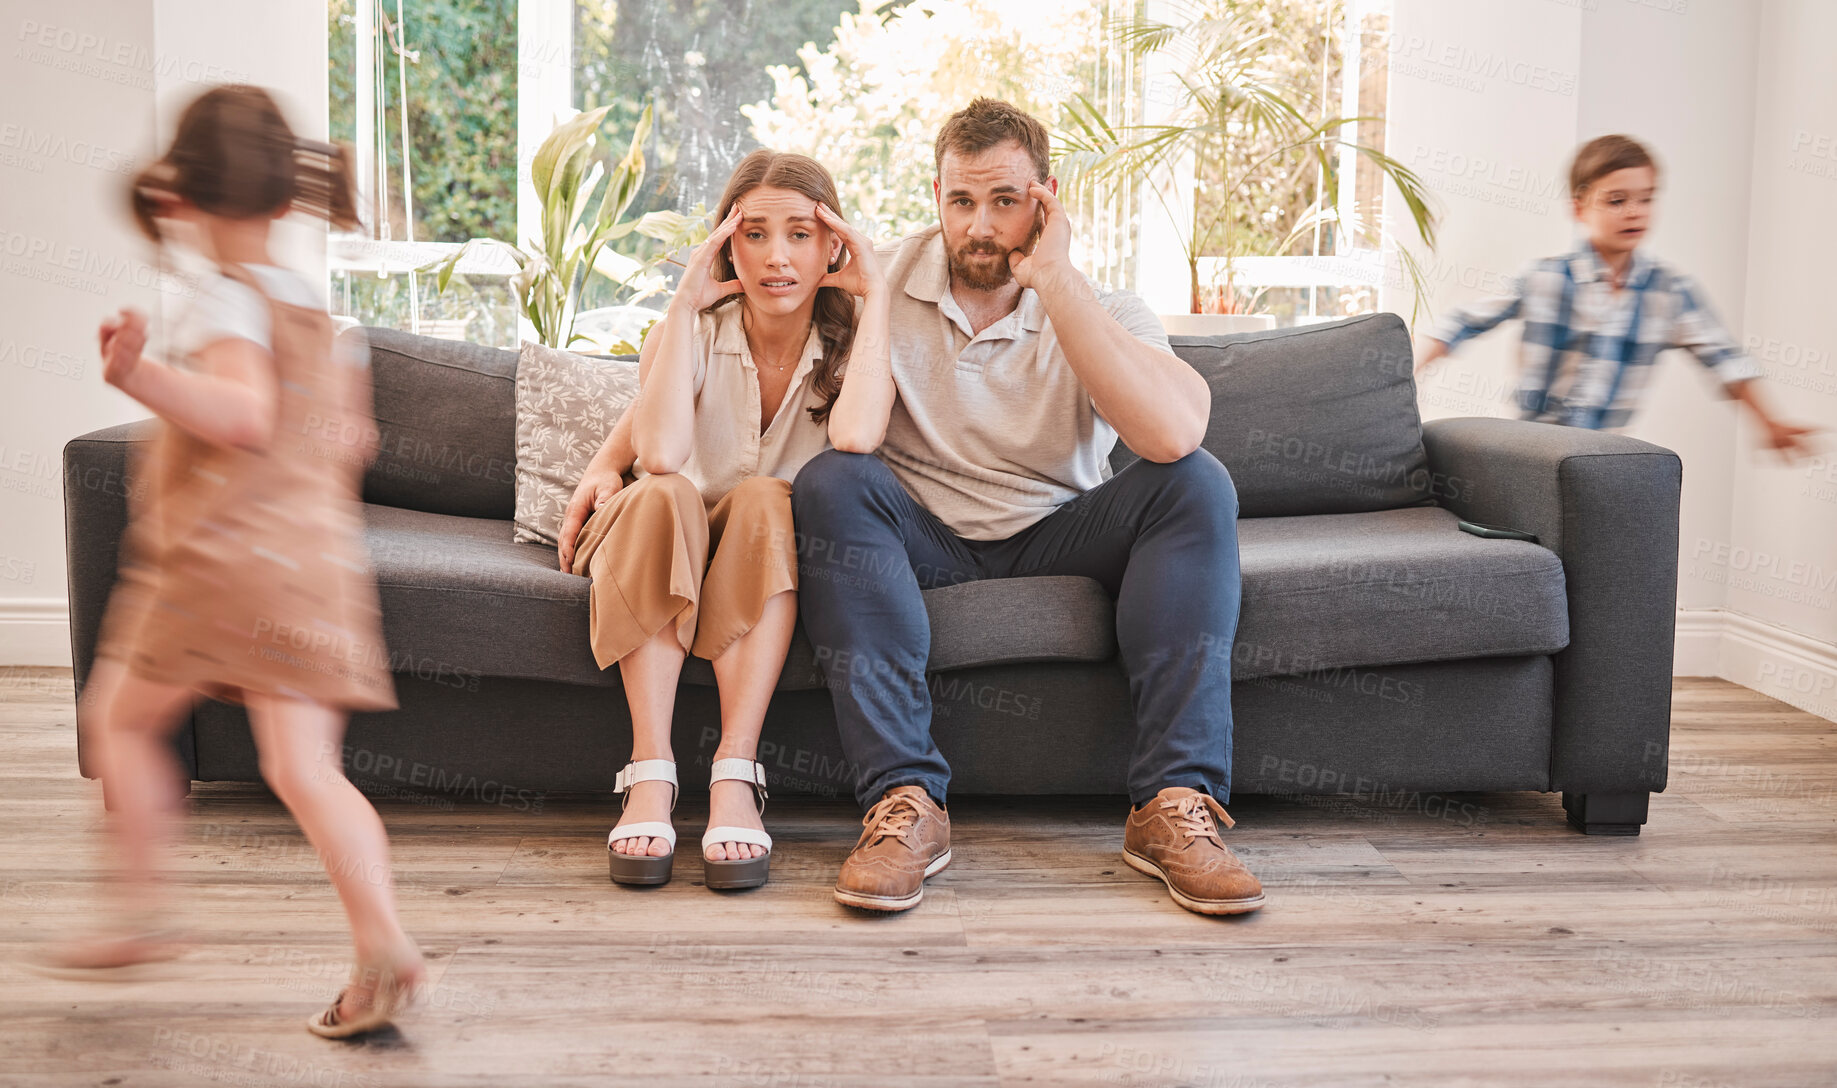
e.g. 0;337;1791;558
608;759;679;885
702;758;772;890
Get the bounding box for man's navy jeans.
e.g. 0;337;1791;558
791;448;1242;809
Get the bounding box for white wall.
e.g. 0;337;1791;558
1389;0;1834;718
1582;0;1759;621
152;0;328;285
1383;0;1585;414
1719;0;1837;720
0;1;160;664
1389;0;1758;613
0;0;324;666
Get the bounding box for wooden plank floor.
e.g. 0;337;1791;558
2;668;1834;1086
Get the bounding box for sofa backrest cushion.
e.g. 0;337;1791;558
1111;312;1436;518
356;311;1433;522
353;327;520;519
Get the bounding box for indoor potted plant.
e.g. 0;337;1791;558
1057;3;1436;333
424;102;705;352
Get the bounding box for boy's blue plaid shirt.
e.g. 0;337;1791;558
1432;246;1762;429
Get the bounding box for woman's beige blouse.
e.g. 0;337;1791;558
654;302;833;510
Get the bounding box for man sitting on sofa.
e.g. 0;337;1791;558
793;98;1264;916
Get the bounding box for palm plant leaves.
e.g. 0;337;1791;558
596;104;652;231
1112;15;1179;56
1060;3;1439;320
423;101;704;348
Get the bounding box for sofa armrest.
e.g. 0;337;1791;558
1422;417;1680;795
62;419;196;780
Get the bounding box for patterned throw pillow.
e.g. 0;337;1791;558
512;341;640;546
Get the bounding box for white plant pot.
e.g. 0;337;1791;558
1157;313;1278;336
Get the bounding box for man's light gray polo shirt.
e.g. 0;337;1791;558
875;226;1171;541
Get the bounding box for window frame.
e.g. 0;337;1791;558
1132;0;1397;318
334;0;1396;331
334;0;572;339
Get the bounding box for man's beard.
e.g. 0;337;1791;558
948;241;1014;291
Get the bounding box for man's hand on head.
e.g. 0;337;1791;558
1008;182;1077;296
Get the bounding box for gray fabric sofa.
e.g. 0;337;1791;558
62;313;1678;833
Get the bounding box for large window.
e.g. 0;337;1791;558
329;0;521;343
1181;0;1400;325
328;0;1401;343
572;2;858;222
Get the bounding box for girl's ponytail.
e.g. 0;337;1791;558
129;161;179;243
125;85;363;243
292;138;362;233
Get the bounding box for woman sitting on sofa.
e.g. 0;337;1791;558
555;150;890;890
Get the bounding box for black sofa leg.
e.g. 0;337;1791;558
1562;791;1649;835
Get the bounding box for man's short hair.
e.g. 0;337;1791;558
935;97;1052;182
1569;134;1657;198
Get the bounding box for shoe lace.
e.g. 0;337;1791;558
1162;794;1224;843
863;792;922;846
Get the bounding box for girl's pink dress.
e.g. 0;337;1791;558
96;264;396;710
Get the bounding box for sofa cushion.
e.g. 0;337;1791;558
361;504;1117;691
353;327;520;520
914;576;1117;671
1113;313;1439;518
511;342;640;546
1234;505;1570;678
679;575;1120;689
363;503;609;688
362;502;1565;692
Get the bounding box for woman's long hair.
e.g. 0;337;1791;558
130;84;361;243
707;150;854;424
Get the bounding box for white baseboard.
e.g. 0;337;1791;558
1675;607;1837;723
0;597;71;667
1672;609;1724;677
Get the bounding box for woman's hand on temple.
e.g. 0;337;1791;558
814;202;885;299
673;203;747;313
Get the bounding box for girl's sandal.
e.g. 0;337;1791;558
608;759;679;885
702;758;772;891
306;956;424;1040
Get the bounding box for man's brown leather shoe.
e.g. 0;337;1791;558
834;785;951;912
1123;786;1265;915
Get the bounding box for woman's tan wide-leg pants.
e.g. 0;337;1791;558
569;473;797;669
